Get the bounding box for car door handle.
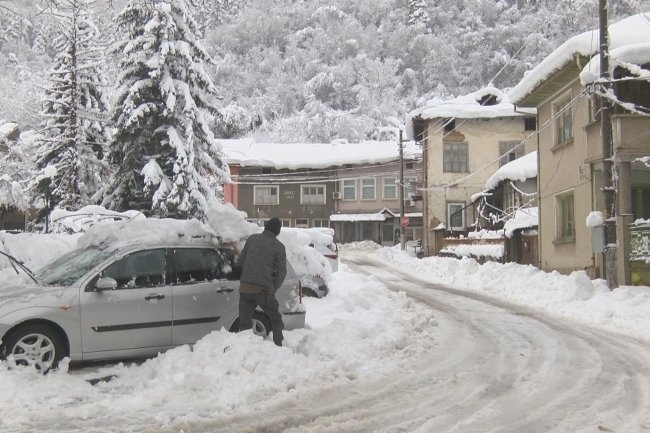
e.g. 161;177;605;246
144;294;165;300
216;287;234;293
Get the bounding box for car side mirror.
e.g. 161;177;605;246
96;277;118;291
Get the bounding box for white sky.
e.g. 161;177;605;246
1;210;649;432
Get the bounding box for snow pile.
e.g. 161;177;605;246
377;246;650;343
0;267;438;432
0;204;335;285
439;243;504;260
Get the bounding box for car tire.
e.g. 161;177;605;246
0;324;66;373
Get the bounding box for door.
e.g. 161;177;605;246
382;223;395;246
170;247;239;346
80;248;172;355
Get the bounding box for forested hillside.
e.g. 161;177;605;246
0;0;644;142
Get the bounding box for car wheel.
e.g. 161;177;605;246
1;324;66;373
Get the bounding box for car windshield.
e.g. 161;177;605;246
37;247;114;286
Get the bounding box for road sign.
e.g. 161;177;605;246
401;216;409;226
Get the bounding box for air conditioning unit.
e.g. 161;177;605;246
404;199;415;207
332;191;343;199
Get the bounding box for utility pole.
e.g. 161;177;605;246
599;0;617;288
399;129;406;251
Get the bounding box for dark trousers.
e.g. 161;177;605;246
238;292;284;346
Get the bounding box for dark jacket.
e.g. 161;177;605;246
237;229;287;292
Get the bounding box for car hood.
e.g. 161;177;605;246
0;283;75;313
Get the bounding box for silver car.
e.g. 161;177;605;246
0;239;305;372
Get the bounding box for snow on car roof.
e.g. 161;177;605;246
77;218;221;249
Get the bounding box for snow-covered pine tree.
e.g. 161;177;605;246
103;0;230;220
0;124;32;218
31;0;111;228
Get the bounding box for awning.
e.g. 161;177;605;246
330;213;389;222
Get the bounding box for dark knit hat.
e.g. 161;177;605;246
264;217;282;236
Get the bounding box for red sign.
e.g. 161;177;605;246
401;216;409;226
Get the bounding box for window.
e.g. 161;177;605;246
301;185;326;205
101;249;166;289
554;96;573;146
404;177;417;198
447;203;465;230
631;187;650;220
383;177;397;200
443;142;468;173
524;117;536;131
342;179;356;200
588;94;601;123
254;185;279;205
412;119;425;145
443;118;455;132
295;218;309;228
361;178;376;200
280;218;291;228
556;192;575;241
499;141;523;167
173;248;235;284
312;219;330;228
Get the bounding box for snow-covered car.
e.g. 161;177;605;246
312;242;339;273
0;235;305;372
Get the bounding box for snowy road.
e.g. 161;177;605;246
4;248;650;433
179;250;650;433
337;251;650;433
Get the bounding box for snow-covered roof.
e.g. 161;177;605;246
580;42;650;84
510;13;650;104
330;213;389;222
329;211;422;222
408;86;535;122
218;138;421;170
484;151;537;191
503;206;538;238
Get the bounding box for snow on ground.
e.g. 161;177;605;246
377;246;650;343
1;212;649;432
0;258;438;433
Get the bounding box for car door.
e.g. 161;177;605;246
170;247;239;346
79;248;173;356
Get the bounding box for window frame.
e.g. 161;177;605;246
342;179;357;201
443;141;469;173
553;93;573;148
253;185;279;205
312;218;330;228
300;184;326;205
361;178;376;201
383;177;398;200
499;141;523;167
295;218;309;228
447;202;465;230
403;176;417;199
555;191;575;242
